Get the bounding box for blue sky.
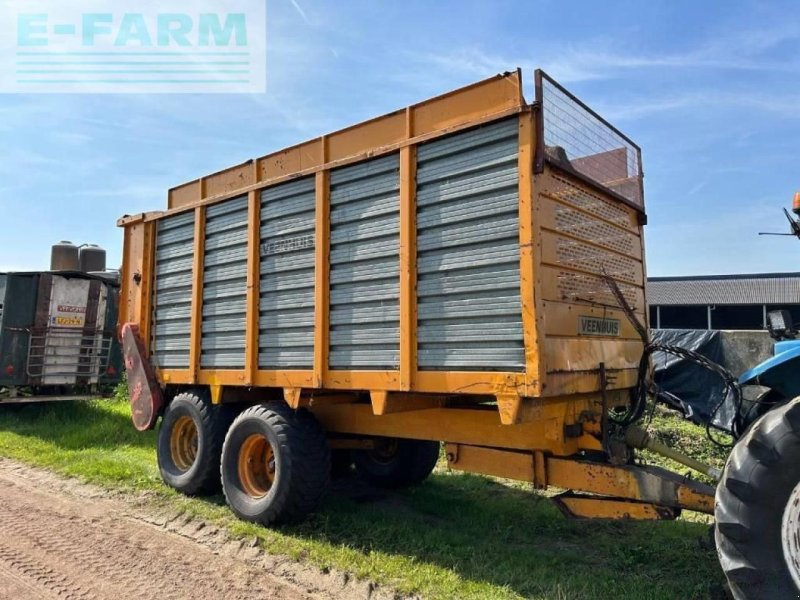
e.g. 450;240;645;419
2;0;799;275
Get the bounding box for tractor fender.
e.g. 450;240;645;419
739;340;800;399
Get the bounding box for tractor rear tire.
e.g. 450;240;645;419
352;438;440;489
715;395;800;598
220;402;330;525
157;391;235;496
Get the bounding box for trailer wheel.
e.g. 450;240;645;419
220;403;330;525
157;391;234;495
353;438;440;488
330;449;354;479
715;395;800;599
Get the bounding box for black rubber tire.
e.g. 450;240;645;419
715;395;800;599
353;438;440;489
157;391;236;496
221;402;330;525
737;389;785;435
330;449;354;479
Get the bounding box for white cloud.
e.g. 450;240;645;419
687;181;707;197
288;0;312;25
406;23;800;87
596;90;800;122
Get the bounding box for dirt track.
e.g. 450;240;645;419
0;460;389;600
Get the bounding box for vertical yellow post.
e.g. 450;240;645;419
189;206;206;382
245;190;261;385
518;110;541;395
399;144;417;391
141;220;157;357
313;168;330;388
119;226;131;327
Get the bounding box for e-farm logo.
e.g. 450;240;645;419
0;1;266;93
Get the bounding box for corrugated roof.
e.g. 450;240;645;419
647;273;800;306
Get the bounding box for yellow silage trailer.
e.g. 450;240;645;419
118;70;718;541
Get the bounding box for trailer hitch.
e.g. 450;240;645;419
624;424;722;481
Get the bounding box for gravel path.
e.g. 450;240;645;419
0;459;389;600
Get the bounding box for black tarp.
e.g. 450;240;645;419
649;329;737;430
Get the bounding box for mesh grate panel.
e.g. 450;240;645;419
537;70;643;208
555;270;639;307
549;174;632;228
553;204;637;257
554;237;640;284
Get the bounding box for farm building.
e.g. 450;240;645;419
647;272;800;330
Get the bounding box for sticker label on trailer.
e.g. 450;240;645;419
52;315;84;327
50;296;88;328
579;316;620;337
57;304;86;314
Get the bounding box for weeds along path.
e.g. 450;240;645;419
0;458;389;600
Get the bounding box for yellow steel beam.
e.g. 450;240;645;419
245;190;261;385
253;370;315;388
518;109;543;396
399;137;417;391
546;458;714;514
497;395;523;425
314;167;330;387
140;220;157;357
119;223;132;328
209;384;223;404
158;369;192;384
369;392;443;415
284;387;303;409
310;402;595;454
445;443;535;481
413;371;527;396
552;495;679;521
443;443;714;516
168;71;525;209
119;219;152;333
188;206;206;381
197;369;246;386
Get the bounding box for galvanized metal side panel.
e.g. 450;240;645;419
259;177;316;369
0;273;37;386
40;276;92;385
416;118;525;371
152;211;195;370
201;196;248;368
329;154;400;370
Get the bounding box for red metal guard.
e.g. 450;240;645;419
120;322;163;431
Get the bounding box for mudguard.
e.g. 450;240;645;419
739;340;800;399
120;322;164;431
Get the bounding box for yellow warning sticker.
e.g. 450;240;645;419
54;316;84;327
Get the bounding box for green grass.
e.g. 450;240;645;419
0;399;727;600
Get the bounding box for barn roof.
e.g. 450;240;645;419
647;273;800;306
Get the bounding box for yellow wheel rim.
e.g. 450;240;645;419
170;416;198;472
238;434;276;498
370;438;399;464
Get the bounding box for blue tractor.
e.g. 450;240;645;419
710;193;800;599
